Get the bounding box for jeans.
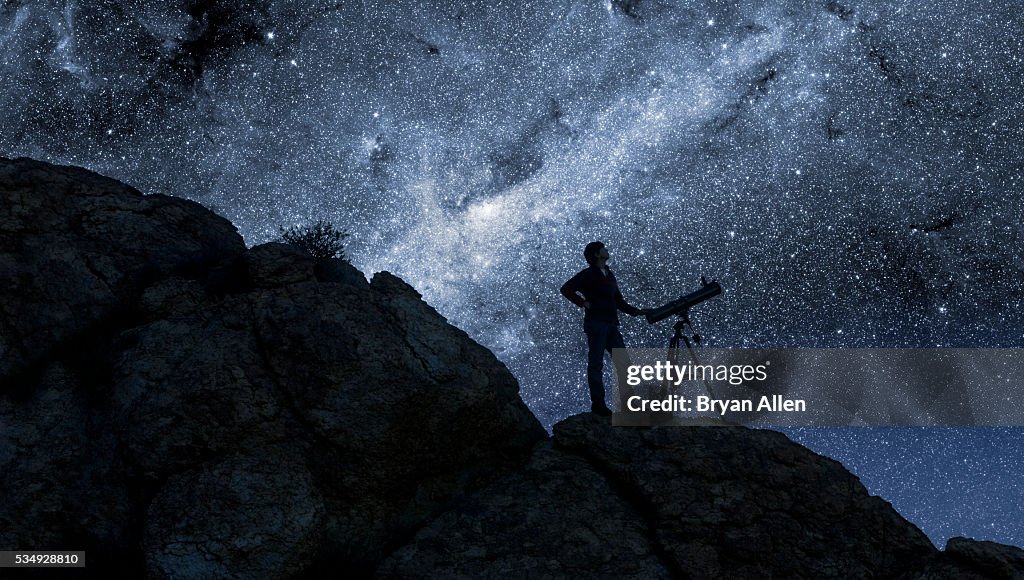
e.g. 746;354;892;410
584;319;627;409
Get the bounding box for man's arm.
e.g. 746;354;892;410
615;289;642;316
560;271;588;308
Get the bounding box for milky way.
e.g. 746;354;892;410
2;0;1022;548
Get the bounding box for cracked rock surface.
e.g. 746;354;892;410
1;156;1021;578
380;414;939;579
1;157;545;576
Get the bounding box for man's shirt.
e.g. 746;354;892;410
560;265;641;325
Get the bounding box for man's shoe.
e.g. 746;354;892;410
591;404;613;417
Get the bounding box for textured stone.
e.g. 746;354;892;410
243;242;317;288
144;448;325;579
0;156;245;381
378;441;674;579
2;156;1020;578
0;363;132;555
932;537;1024;579
0;157;545;575
552;414;937;579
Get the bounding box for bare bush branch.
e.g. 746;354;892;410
279;220;349;261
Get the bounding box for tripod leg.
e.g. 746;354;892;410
683;335;717;400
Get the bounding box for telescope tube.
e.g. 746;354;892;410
645;281;722;324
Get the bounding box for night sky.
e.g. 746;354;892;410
2;0;1022;549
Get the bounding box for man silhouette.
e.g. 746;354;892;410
560;241;646;416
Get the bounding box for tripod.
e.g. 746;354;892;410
665;309;718;401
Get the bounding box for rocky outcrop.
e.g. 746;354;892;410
0;158;245;382
380;413;1024;579
0;156;546;577
915;538;1024;579
1;156;1020;579
378;439;675;579
382;414;936;578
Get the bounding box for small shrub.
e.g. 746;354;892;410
279;219;349;261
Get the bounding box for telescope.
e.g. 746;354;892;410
645;277;722;324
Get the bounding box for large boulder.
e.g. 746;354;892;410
0;157;245;381
0;157;546;576
378;441;673;579
380;414;942;578
552;414;934;578
909;537;1024;579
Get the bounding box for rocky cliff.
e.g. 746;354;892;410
1;156;1021;579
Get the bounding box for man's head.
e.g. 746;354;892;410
584;241;609;265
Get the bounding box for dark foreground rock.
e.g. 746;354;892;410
1;156;1020;579
381;414;936;579
0;157;545;577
